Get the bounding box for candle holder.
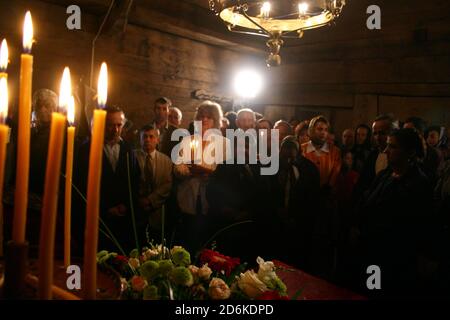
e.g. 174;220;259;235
3;240;29;299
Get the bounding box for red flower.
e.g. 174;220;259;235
257;291;290;300
199;249;240;276
114;255;128;264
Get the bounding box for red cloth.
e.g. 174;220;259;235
273;260;366;300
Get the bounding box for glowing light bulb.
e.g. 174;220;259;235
233;70;263;99
298;3;308;16
261;2;271;19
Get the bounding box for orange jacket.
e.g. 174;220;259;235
301;141;342;188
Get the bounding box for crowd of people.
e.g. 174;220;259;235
3;89;450;298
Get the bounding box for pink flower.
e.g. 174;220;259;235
188;265;199;277
208;278;231;300
198;264;212;280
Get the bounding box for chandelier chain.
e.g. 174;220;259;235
208;0;217;13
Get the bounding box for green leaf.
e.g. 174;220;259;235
291;289;303;300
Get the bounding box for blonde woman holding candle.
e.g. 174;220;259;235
173;101;231;253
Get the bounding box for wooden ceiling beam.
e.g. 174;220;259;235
41;0;266;54
130;0;265;54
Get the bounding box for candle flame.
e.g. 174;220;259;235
59;67;72;111
0;77;8;120
97;62;108;108
190;139;199;149
23;11;33;52
0;39;8;71
68;95;75;126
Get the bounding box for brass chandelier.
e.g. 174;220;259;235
208;0;346;67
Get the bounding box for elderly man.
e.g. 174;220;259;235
18;89;59;252
206;136;272;262
271;136;320;269
357;114;398;193
169;106;183;128
149;97;178;156
236;108;256;131
74;106;140;253
29;89;59;198
134;125;173;242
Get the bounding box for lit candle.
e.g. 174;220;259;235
0;39;8;79
261;2;271;19
190;139;194;162
38;68;68;299
62;68;75;268
12;11;33;244
298;3;308;16
190;138;199;163
84;62;108;299
0;77;9;257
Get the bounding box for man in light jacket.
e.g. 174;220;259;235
134;124;173;243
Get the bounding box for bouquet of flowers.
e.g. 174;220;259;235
97;244;289;300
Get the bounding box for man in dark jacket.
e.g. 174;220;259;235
74;106;140;254
357;128;433;298
270;136;320;270
403;116;442;186
355;114;398;199
206;136;273;263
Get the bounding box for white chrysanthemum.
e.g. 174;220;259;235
237;270;268;299
256;256;277;286
144;249;159;260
